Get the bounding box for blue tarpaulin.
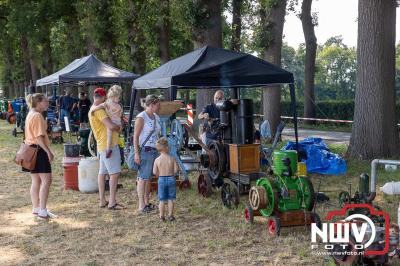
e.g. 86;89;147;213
282;137;347;175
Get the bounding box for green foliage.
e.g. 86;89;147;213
181;0;213;30
315;38;357;99
0;0;398;115
281;36;357;101
281;100;355;120
282;99;400;123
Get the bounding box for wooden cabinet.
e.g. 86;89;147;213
228;144;260;174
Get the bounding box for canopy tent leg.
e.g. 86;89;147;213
289;83;299;156
169;86;178;121
126;88;137;144
230;88;239;99
170;86;177;101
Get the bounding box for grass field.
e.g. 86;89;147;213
1;120;400;265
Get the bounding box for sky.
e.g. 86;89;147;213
283;0;400;48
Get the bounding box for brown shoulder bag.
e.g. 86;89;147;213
14;143;39;170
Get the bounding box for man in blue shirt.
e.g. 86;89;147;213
198;90;224;146
58;88;76;130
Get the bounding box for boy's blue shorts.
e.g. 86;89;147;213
158;176;176;201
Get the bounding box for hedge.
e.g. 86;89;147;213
190;99;400;122
280;100;355;120
280;100;400;122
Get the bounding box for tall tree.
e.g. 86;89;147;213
316;38;356;100
231;0;243;51
348;0;399;159
35;0;54;75
158;0;171;64
77;0;116;64
300;0;317;124
157;0;172;99
124;0;147;109
187;0;223;113
20;36;32;84
260;0;287;137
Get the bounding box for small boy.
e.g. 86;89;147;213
91;85;122;158
153;137;179;221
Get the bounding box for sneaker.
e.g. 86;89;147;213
38;209;56;219
168;216;176;222
32;207;39;215
46;210;57;218
159;216;166;222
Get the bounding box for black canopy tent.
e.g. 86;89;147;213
36;54;139;87
128;46;299;148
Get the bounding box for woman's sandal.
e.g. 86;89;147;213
99;201;109;208
146;203;157;211
108;203;126;210
168;216;176;222
139;206;150;214
160;216;166;222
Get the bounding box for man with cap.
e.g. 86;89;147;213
89;87;125;210
58;88;77;130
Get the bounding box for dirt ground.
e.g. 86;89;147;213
1;120;400;266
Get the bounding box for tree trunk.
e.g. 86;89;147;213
231;0;242;51
66;15;83;58
86;35;98;55
348;0;399;159
185;90;190;104
104;39;116;66
42;36;53;75
158;0;172;100
301;0;317;124
158;0;170;64
29;57;40;85
20;36;32;84
127;0;147;111
261;0;287;137
1;36;14;96
194;0;222;114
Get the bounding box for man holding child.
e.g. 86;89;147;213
89;87;125;210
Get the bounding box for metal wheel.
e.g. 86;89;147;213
244;204;254;224
88;130;97;157
207;141;226;180
221;178;239;209
267;216;281;236
339;191;351;207
256;178;277;217
249;186;267;210
179;179;191;190
298;177;315;211
197;173;212;197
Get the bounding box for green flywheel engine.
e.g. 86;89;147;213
248;150;315;216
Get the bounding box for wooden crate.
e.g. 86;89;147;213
158;101;184;116
229;144;260;174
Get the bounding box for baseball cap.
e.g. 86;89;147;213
94;87;106;97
